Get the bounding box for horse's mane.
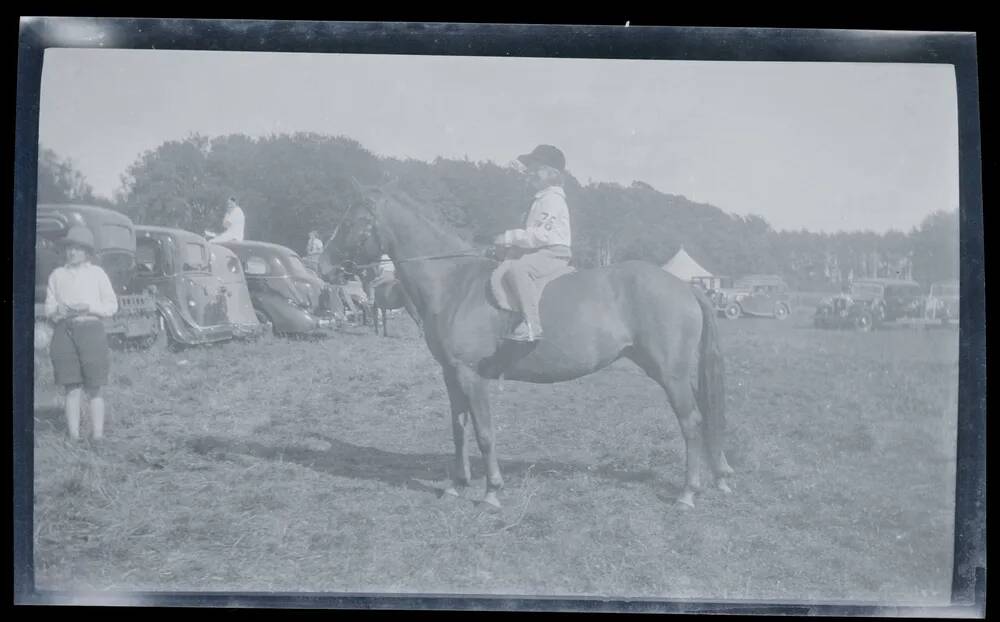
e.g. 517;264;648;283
379;186;470;252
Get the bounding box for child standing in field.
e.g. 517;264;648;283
44;226;119;442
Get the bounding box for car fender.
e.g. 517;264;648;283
252;291;319;334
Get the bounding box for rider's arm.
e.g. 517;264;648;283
504;193;570;249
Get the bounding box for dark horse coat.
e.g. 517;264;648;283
321;185;730;509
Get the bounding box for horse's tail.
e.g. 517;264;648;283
693;288;727;468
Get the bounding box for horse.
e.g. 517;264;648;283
319;183;731;509
370;276;423;337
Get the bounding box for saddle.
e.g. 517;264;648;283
488;262;575;312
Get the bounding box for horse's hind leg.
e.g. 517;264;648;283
661;378;708;508
442;368;472;496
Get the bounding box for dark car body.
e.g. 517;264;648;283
220;240;337;335
711;274;792;320
133;226;264;347
34;203;159;348
814;278;925;331
925;280;959;325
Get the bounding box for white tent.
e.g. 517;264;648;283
662;246;713;281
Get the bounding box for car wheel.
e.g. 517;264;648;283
724;303;742;320
255;310;276;339
854;310;874;332
153;313;185;352
774;303;790;320
130;314;165;351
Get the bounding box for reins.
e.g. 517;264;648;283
333;193;488;270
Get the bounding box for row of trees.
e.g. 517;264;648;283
38;134;960;289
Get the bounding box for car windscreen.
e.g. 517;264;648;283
886;285;923;298
244;256;270;276
182;242;210;272
101;223;134;251
850;283;883;299
931;284;959;297
283;253;315;279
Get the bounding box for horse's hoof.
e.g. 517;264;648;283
482;491;502;509
675;490;696;509
441;486;460;498
716;479;733;494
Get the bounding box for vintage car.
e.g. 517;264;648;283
208;243;264;336
133;226;265;348
925;280;959;325
711;274;792;320
814;278;926;331
220;240;337;336
35;203;160;349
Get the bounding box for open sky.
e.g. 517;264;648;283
39;47;959;233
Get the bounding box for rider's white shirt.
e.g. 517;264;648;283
503;186;571;250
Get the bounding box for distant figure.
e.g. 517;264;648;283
303;230;324;273
45;226;119;442
306;230;324;256
206;196;246;242
371;254;396;288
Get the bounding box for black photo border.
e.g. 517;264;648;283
13;17;986;615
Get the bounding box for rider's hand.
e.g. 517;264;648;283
492;233;507;247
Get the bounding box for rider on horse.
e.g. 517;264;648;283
493;144;573;342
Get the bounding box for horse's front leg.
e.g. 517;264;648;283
442;368;471;496
402;296;423;337
456;365;504;508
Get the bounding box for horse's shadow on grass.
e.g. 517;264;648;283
187;434;678;498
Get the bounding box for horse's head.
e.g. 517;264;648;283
318;186;386;282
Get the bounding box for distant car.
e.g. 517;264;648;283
133;226;265;348
814;278;925;331
925;280;959;325
690;275;733;293
711;274;791;320
221;240;337;336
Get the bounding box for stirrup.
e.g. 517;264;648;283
504;320;542;342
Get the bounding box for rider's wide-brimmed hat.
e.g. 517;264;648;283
58;225;96;252
517;144;566;172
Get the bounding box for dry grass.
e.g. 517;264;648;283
32;309;959;603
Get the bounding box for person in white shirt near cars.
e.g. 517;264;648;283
206;196;246;242
44;226;119;442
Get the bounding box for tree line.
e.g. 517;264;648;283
37;134;960;290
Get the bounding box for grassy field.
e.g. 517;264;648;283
31;308;959;604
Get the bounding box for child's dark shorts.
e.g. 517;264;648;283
49;318;110;389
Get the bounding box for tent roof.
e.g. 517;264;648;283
662;246;713;280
